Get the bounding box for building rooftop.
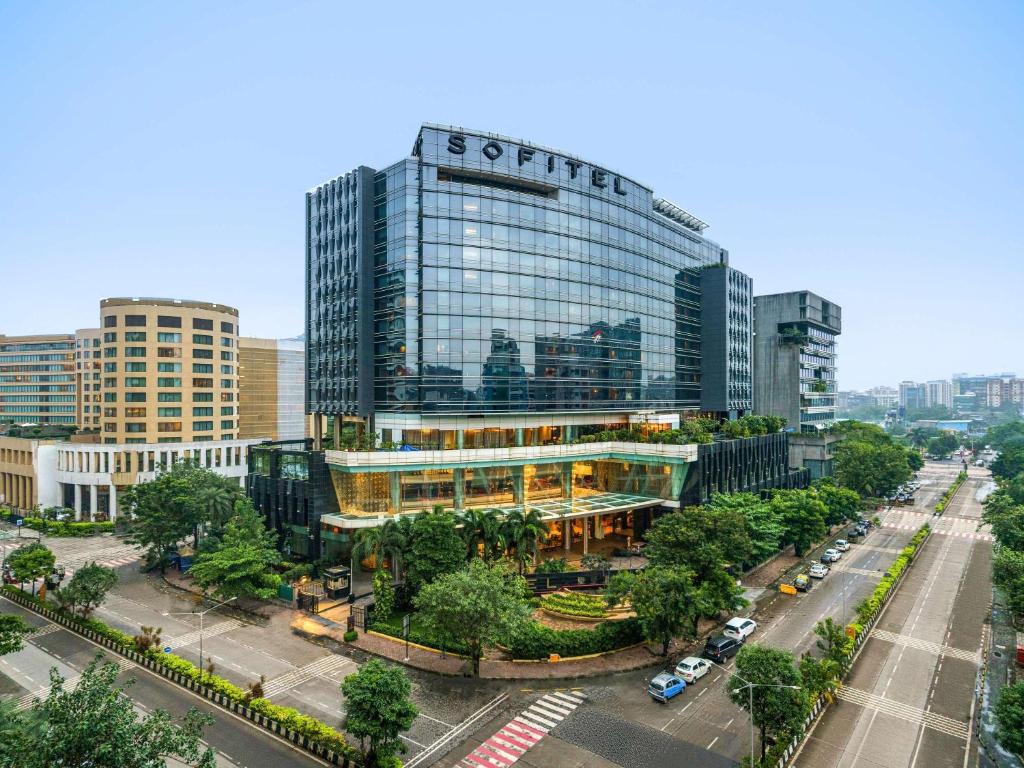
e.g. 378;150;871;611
101;297;238;316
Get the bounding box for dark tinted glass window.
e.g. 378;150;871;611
157;315;182;328
125;315;146;327
193;318;213;330
220;321;234;334
103;315;117;328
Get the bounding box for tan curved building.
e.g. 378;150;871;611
99;298;239;444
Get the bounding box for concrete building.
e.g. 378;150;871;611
867;386;898;408
0;334;77;426
238;337;306;441
0;436;60;510
74;328;102;431
985;377;1024;409
699;264;753;418
98;298;239;444
899;381;927;411
925;379;953;409
753;291;842;432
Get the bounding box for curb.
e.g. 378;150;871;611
1;588;357;767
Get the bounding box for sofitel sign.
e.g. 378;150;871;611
446;133;628;196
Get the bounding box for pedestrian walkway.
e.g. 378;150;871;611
261;654;355;698
836;685;970;740
164;619;244;649
869;628;979;662
458;691;585;768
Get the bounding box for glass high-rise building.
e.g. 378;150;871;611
307;124;737;431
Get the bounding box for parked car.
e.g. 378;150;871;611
674;656;711;684
809;563;829;579
821;549;841;563
846;527;862;540
648;672;685;703
703;635;743;663
723;617;757;641
834;540;850;552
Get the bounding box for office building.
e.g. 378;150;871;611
249;124;807;560
98;298;239;444
74;328;102;430
867;386;898;408
753;291;842;432
925;379;953;409
0;334;77;426
899;381;927;411
238;337;306;441
699;264;753;417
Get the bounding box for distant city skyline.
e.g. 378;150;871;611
1;2;1022;391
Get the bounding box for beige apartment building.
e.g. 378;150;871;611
0;436;59;510
74;327;103;430
98;298;240;444
0;333;77;426
238;337;306;441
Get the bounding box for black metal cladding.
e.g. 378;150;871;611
680;432;809;506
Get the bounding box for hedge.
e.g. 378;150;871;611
370;613;472;656
20;517;115;537
934;472;967;515
539;591;607;618
1;584;358;761
854;524;929;626
505;618;644;659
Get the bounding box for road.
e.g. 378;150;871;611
794;468;993;768
437;462;962;768
0;594;324;768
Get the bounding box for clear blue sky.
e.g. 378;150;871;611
1;1;1021;390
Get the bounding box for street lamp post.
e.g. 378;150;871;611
163;595;237;683
705;658;801;767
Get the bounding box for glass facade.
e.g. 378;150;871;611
307;125;731;418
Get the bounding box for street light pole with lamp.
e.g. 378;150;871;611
162;595;237;683
705;658;802;767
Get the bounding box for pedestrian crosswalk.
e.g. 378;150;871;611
261;654;354;698
882;522;993;541
836;685;969;740
869;629;979;663
459;691;584;768
12;656;134;711
26;623;61;640
62;546;143;580
164;618;243;649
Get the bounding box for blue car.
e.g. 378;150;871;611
648;672;686;703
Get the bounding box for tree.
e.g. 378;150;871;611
813;617;853;664
123;461;238;572
373;570;396;620
770;489;828;557
993;547;1024;616
813;480;861;527
406;511;472;593
499;508;549;574
0;614;30;656
926;432;960;457
341;659;418;767
728;644;807;760
459;508;503;561
7;542;56;595
0;655;216;768
414;559;531;675
982;490;1024;551
992;445;1024;482
710;493;785;566
986;421;1024;453
906;450;924;471
55;562;117;618
606;566;702;655
994;681;1024;756
354;517;411;580
799;653;841;702
188;500;282;600
833;438;912;498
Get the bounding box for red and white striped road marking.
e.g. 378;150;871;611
460;691;584;768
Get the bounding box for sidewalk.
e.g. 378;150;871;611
292;614;665;679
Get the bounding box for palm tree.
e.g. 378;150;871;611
193;479;241;547
353;518;409;581
460;508;502;561
501;509;549;574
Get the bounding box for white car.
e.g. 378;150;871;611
809;563;829;579
674;656;711;684
822;548;841;562
723;617;757;641
834;540;850;552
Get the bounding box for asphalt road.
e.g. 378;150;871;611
437;463;962;768
0;594;324;768
793;469;993;768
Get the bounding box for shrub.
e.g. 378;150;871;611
935;472;968;515
343;629;358;642
371;612;472;656
854;524;929;626
534;557;571;574
540;591;608;618
20;517;114;537
505;618;644;659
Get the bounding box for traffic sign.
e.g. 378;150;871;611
163;647;172;654
15;520;22;527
